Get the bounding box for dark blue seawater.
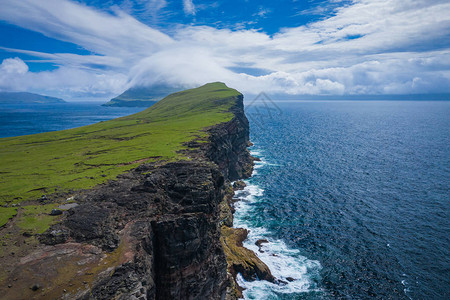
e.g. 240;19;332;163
236;101;450;299
0;103;146;138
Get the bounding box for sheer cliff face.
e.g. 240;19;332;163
150;95;253;299
9;93;252;300
208;94;253;181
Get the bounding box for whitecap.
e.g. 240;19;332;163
232;148;323;298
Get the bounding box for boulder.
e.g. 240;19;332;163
49;209;62;216
232;180;246;191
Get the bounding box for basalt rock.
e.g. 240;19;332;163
35;161;230;299
255;239;269;253
206;94;254;180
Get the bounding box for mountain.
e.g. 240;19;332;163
102;85;183;107
0;92;65;104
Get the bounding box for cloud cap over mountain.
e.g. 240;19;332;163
0;0;449;100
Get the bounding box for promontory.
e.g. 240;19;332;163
0;82;273;299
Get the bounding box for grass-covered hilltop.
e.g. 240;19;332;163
0;82;240;227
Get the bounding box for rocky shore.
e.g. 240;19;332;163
0;86;273;299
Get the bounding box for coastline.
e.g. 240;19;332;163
230;148;322;299
0;83;272;299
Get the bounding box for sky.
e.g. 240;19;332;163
0;0;449;101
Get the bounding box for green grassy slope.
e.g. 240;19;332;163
0;82;241;209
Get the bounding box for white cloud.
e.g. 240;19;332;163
254;7;271;18
0;57;127;98
183;0;196;16
0;57;29;74
0;0;449;99
0;0;173;57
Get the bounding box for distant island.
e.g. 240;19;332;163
0;92;65;104
102;85;183;107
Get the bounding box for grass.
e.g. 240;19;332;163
0;82;241;206
0;207;17;227
17;204;60;234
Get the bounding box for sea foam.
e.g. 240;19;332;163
232;149;322;299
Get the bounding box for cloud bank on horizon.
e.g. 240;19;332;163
0;0;449;100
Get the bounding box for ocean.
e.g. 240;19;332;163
1;100;449;299
0;103;145;138
238;100;450;299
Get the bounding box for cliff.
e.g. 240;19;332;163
0;82;272;299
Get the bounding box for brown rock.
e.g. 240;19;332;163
221;226;275;283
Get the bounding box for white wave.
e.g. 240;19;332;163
250;150;266;175
250;150;281;176
401;275;413;300
250;150;262;156
232;149;323;298
243;233;321;294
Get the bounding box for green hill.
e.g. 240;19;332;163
0;82;241;226
102;85;183;107
0;92;65;104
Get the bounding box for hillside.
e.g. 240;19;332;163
0;92;65;104
0;82;263;300
0;82;239;209
102;85;182;107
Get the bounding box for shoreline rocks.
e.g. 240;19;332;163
221;226;275;283
232;180;247;191
255;239;269;253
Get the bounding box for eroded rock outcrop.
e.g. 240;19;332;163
221;226;274;283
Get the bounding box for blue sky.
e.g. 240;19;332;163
0;0;449;100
